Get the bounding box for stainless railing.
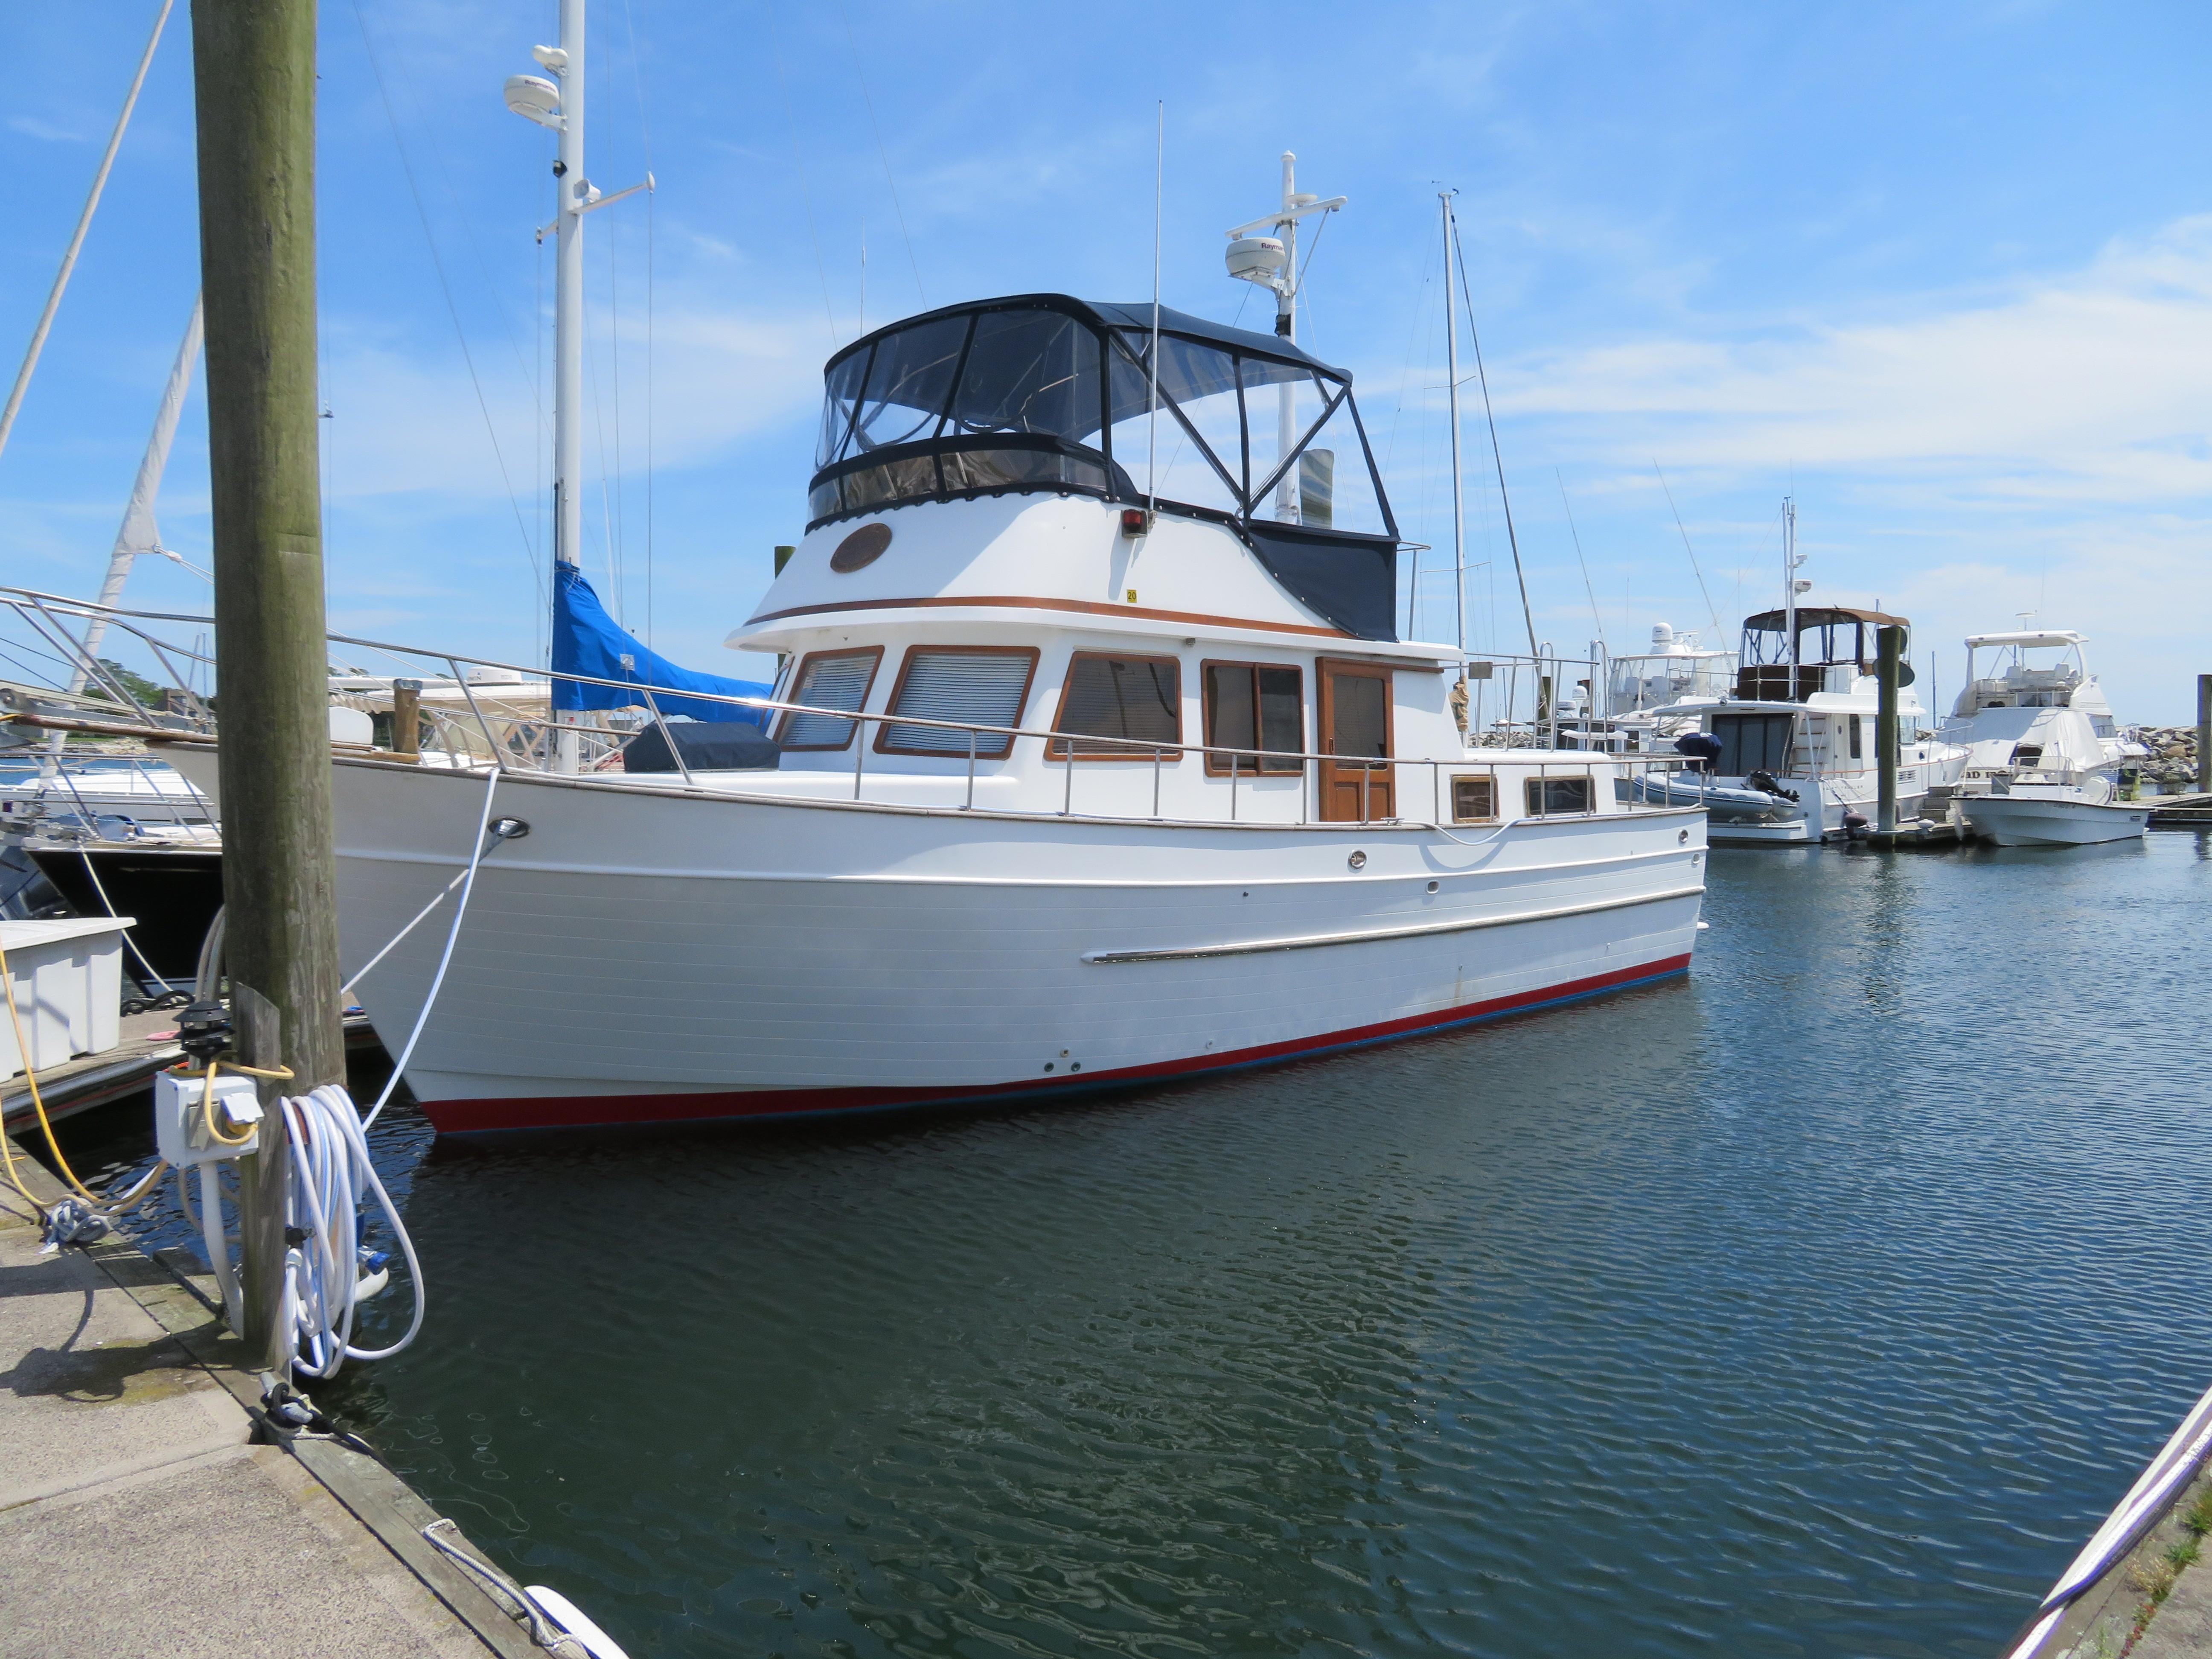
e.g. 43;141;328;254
0;586;1711;835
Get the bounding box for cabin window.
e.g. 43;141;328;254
1711;712;1795;775
1848;716;1863;760
1048;654;1180;760
1203;662;1304;774
777;648;882;751
1451;775;1497;822
1525;775;1593;815
875;646;1039;757
2011;743;2044;770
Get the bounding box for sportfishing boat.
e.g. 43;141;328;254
146;8;1710;1133
1944;630;2147;847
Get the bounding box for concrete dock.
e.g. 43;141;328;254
0;1147;546;1658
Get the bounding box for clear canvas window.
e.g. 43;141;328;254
1104;335;1245;517
876;647;1039;757
846;316;969;457
1048;654;1181;759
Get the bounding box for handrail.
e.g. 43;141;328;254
0;585;1711;833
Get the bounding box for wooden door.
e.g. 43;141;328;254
1318;658;1393;822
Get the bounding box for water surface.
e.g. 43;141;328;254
79;832;2212;1657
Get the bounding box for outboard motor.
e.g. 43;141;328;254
1673;731;1723;773
1745;768;1801;803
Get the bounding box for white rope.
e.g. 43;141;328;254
362;770;502;1129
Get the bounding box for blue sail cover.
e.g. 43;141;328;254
550;563;771;725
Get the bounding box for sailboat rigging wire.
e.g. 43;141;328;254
1449;204;1539;662
763;0;839;345
361;771;505;1131
349;0;543;612
838;0;926;309
1652;461;1723;634
1555;470;1607;652
0;0;172;468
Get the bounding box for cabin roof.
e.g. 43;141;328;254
824;293;1347;381
1964;630;2084;649
1742;605;1908;631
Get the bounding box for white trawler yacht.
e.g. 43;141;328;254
1639;508;1962;844
165;11;1708;1132
272;289;1707;1132
1944;630;2148;846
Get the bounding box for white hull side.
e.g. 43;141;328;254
1963;796;2148;847
322;761;1706;1132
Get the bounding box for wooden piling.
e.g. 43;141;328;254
191;0;344;1365
391;678;421;761
1875;624;1903;835
2197;673;2209;796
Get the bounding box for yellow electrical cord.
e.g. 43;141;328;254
192;1054;292;1148
0;933;173;1215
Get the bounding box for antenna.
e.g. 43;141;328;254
1438;190;1465;656
1148;102;1162;525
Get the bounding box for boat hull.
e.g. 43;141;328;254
1963;795;2148;847
309;760;1708;1133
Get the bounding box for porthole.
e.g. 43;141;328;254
1678;829;1690;844
1348;850;1368;870
1426;879;1439;894
830;522;892;573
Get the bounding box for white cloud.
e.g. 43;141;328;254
8;115;83;144
318;297;823;503
1499;215;2212;504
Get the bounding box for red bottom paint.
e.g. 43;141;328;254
422;953;1693;1135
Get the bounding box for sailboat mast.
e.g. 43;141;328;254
68;296;204;696
551;0;587;770
1440;193;1466;657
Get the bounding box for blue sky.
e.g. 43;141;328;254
4;1;2210;716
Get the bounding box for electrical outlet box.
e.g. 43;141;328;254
154;1069;263;1167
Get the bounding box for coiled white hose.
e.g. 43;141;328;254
281;1083;425;1377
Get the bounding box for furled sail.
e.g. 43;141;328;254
550;563;770;725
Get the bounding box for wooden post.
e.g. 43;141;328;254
192;0;343;1364
392;678;421;761
1875;624;1903;834
2197;674;2209;797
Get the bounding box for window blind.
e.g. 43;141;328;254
882;650;1033;756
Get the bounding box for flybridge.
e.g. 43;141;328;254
806;292;1404;639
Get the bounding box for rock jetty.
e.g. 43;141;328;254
2125;726;2202;789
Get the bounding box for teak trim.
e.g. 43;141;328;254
1199;658;1306;777
873;644;1041;758
775;645;883;751
742;592;1356;641
1045;650;1184;762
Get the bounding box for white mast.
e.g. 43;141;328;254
67;295;204;697
1440;193;1466;657
1782;495;1799;695
507;0;648;771
1224;155;1344;524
